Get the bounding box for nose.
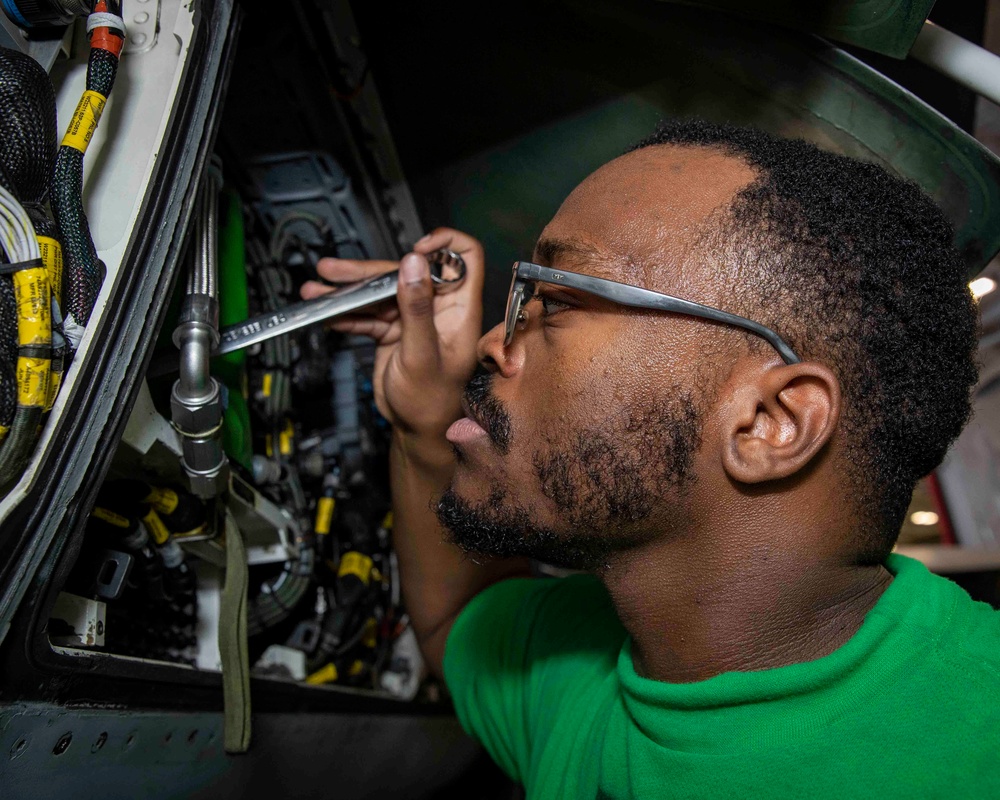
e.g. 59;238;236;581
477;320;523;378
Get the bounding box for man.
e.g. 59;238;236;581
302;120;1000;798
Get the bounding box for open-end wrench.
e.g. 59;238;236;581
214;248;466;356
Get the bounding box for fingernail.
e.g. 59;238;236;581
415;233;432;244
400;253;425;285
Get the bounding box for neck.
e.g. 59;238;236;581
598;529;893;684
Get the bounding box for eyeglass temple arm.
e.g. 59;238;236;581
517;262;801;365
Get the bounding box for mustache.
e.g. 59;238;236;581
463;370;513;454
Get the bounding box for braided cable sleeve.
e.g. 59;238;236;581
0;47;57;205
0;277;16;430
51;46;120;343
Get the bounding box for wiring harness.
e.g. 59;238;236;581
0;46;59;490
0;5;124;492
51;0;125;350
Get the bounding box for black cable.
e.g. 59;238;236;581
51;21;122;344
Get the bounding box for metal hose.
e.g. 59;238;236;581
171;161;229;499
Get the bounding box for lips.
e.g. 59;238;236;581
447;399;487;446
453;372;513;453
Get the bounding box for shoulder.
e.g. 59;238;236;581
889;554;1000;695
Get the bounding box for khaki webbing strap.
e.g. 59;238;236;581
219;509;251;753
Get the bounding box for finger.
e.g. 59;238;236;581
412;228;486;295
396;252;441;375
326;304;400;326
328;317;399;342
315;257;398;284
300;280;335;300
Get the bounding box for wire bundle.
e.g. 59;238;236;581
0;183;50;488
50;0;124;349
0;45;60;489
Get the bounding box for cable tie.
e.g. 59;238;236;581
18;345;51;360
0;258;43;275
86;12;126;36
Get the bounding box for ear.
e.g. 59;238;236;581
720;360;842;484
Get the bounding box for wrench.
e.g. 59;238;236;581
215;248;466;355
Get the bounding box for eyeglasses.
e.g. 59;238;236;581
504;261;801;364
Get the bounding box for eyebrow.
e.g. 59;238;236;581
533;237;607;267
533;237;645;283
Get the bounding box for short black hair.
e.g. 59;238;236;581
630;119;979;560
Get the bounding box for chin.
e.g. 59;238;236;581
436;487;613;572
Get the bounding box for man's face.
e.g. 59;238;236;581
439;146;757;569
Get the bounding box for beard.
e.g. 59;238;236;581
437;372;705;571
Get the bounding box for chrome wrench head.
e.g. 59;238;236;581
427;248;466;289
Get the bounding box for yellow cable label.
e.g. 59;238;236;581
381;511;393;530
305;663;338;685
264;434;273;458
279;420;293;456
142;508;171;545
17;357;48;408
338;551;373;585
13;267;51;346
0;424;9;443
261;372;272;398
348;660;365;677
61;90;107;153
146;486;180;515
45;369;61;412
362;617;377;649
37;236;63;307
92;506;130;529
314;496;335;535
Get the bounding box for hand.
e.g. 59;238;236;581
300;228;485;440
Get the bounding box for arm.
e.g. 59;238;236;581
301;228;530;678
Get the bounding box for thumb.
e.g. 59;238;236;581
397;252;441;375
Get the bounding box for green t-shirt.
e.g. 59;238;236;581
444;554;1000;798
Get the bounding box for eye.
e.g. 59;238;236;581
539;295;571;316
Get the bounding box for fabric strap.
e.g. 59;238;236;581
219;509;251;753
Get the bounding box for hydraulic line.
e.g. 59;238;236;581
171;161;229;499
50;1;125;350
